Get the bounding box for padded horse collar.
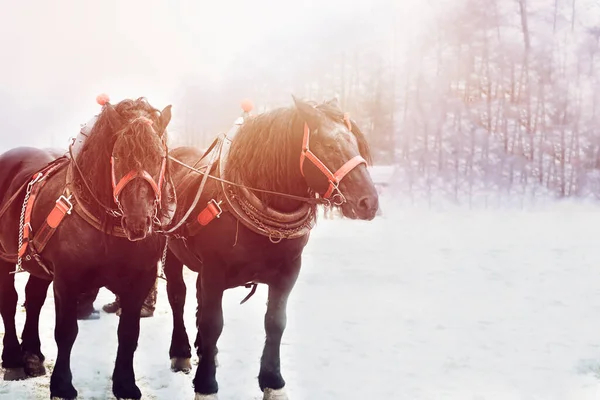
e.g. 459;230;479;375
217;119;316;243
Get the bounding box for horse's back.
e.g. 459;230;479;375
0;147;55;202
170;146;208;176
170;146;204;162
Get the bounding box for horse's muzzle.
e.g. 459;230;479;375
121;216;152;241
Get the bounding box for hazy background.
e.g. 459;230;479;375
2;0;600;207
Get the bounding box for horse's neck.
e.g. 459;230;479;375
226;114;309;212
239;164;308;213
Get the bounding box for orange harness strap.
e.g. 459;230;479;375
15;159;73;275
185;199;223;237
32;193;73;253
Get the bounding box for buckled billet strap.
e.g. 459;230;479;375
186;199;223;236
32;191;74;255
299;123;366;199
17;160;69;258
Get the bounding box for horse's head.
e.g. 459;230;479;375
96;98;175;241
293;96;379;220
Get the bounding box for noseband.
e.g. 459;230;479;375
299;113;366;204
110;156;167;206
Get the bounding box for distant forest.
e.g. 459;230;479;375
173;0;600;205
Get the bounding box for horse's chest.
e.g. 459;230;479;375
196;228;306;287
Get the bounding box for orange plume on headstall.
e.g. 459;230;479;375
96;93;110;106
343;112;352;131
241;99;254;113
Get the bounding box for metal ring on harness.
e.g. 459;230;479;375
268;230;285;244
331;192;346;206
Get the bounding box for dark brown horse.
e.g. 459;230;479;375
0;97;175;400
163;97;379;399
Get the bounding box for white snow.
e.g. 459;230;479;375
2;198;600;399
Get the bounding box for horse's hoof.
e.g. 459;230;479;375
77;309;100;320
3;367;27;381
194;394;218;400
171;357;192;373
263;387;289;400
50;391;77;400
24;353;46;377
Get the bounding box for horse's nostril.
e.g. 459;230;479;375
358;196;378;212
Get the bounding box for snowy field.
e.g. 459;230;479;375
3;199;600;399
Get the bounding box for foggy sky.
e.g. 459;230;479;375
0;0;439;151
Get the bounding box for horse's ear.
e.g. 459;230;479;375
103;103;124;131
326;97;341;110
159;105;172;134
292;95;322;130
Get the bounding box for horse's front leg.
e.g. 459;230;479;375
49;277;79;400
111;269;155;400
21;274;51;377
164;249;192;373
259;257;301;400
0;260;24;380
193;270;224;399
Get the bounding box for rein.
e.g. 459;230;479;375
69;143;123;218
161;137;223;235
168;154;328;206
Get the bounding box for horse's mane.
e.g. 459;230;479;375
73;97;167;223
226;102;372;205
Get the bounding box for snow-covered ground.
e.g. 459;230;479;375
3;199;600;399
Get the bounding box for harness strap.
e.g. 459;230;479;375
240;283;258;304
65;164;128;237
18;161;69;259
186;199;223;237
162;135;224;236
32;192;73;255
0;156;69;224
18;176;48;257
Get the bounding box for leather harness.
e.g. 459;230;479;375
0;156;131;276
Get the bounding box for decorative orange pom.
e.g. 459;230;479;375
241;99;254;113
96;93;110;106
